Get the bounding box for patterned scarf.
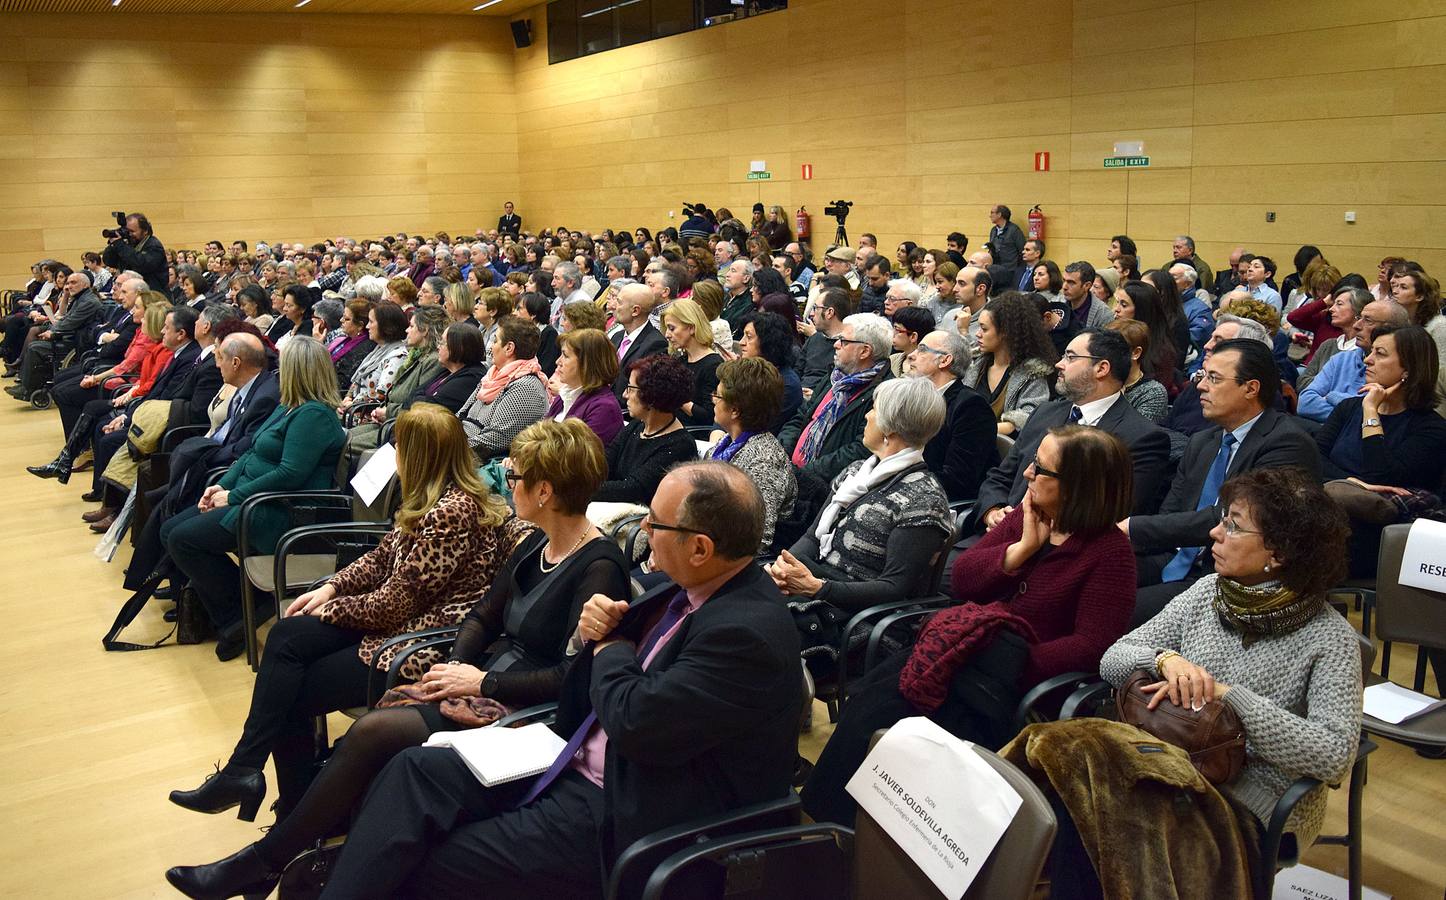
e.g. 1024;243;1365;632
1212;577;1323;648
476;356;545;404
327;332;366;362
710;430;758;463
796;362;884;465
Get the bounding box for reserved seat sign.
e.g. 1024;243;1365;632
846;717;1022;898
1398;518;1446;592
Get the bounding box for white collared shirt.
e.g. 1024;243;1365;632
1072;391;1123;426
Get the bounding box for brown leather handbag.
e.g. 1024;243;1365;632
1115;669;1247;785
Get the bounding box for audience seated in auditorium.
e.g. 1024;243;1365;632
338;300;408;412
976;329;1170;530
1080;469;1362;896
737;311;804;431
594;353;697;505
1297;299;1408;422
1163;315;1273;441
1297;286;1369;393
459;315;549;461
705;357;797;551
9;270;102;399
888;305;933;377
1388;268;1446;415
1318;324;1446;577
546;328;624;446
1126;339;1319;625
769;378;952;666
779;312;893;506
904;328;998;502
515;291;560;375
660;298;722;428
800;285;855;392
302;463;801;898
607;282;667;401
964;292;1058;436
801;425;1137;827
160;336;347;659
326;298;376;392
166;419;621;900
1106;318;1170;424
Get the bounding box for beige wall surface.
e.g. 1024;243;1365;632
1;1;1442;287
512;0;1446;280
0;13;518;286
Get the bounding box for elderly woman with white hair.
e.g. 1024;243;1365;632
768;375;953;620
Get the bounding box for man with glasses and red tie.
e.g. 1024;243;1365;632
1122;338;1319;626
318;462;803;898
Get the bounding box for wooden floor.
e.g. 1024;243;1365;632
1;397;1442;899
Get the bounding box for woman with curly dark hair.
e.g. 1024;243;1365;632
739;311;804;430
1098;467;1361;875
593;353;698;505
964;291;1058;435
1113;279;1181;397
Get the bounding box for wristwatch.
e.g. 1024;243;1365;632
1363;417;1382;428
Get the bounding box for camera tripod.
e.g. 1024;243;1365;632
833;221;848;248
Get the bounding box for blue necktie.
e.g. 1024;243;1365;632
212;388;248;444
517;589;691;806
1161;432;1237;582
1068;406;1083;423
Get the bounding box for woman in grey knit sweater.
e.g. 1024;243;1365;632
1101;468;1362;848
705;357;797;552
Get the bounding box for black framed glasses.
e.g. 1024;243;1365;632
503;471;523;488
1025;456;1061;479
833;336;869;346
1061;351;1103;364
642;513;713;539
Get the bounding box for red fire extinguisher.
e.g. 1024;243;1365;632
796;206;811;241
1027;205;1045;241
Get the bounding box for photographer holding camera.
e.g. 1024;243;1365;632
101;211;167;291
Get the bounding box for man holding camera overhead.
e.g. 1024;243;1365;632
101;211;167;291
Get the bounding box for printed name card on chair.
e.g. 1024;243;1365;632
1397;517;1446;593
846;717;1022;898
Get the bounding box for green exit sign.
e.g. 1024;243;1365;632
1103;156;1150;169
746;171;772;181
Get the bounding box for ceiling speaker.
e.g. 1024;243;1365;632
510;19;532;48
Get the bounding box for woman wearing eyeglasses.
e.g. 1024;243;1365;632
166;419;627;900
1092;468;1361;886
800;423;1138;827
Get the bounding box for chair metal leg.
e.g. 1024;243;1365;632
242;573;259;671
1414;651;1429;693
1380;641;1392;679
1346;753;1367;900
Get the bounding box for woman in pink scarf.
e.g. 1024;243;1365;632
456;315;550;460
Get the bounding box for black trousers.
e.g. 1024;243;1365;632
53;367;101;437
1;312;30;361
227;615;370;804
323;753;605;900
18;338;55;393
161;505;245;631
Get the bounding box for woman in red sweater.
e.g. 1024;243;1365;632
801;425;1137;826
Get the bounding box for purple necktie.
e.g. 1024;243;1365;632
617;334;633;361
517;589;691;806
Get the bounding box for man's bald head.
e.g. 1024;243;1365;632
667;462;764;561
221;332;267;380
615;283;655;327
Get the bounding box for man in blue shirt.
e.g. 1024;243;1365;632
1242;256;1283;310
1296;299;1408;421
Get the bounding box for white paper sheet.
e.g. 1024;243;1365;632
1396;518;1446;593
846;717;1021;899
1272;863;1390;900
350;442;397;507
1363;681;1446;725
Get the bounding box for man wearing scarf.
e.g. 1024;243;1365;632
778;313;893;505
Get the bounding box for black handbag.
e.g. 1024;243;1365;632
103;566;212;651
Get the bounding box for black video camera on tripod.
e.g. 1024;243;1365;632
823;200;853;246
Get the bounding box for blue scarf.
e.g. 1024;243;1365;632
796;362;885;465
710;430;758;463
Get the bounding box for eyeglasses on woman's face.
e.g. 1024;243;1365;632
1024;456;1061;479
1215;507;1262;538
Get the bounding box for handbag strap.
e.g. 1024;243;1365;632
102;570;176;651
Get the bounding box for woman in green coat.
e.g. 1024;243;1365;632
161;336;347;661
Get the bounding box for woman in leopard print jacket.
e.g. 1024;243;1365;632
169;403;524;822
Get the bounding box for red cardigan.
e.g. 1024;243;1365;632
949;505;1137;684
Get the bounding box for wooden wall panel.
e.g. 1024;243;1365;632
0;12;517;286
510;0;1446;281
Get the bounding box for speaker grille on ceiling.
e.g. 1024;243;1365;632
510;18;531;48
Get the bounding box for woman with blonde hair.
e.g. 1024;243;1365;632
761;204;792;251
689;277;735;354
561;299;606;333
662;296;723;426
165;419;624;900
161;336;347;659
442;281;475;325
385;275;418;309
547;328;624;445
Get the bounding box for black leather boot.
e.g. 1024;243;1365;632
169;765;266;821
165;844;281;900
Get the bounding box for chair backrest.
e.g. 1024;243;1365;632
1374;524;1446;651
995;432;1015;460
851;735;1056;900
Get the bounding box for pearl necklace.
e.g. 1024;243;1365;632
539;527;592;573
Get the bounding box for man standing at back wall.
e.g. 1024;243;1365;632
497;201;521;238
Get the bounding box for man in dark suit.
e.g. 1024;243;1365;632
497;201;522;237
909;329;998;502
1125;339;1320;623
125;333;280;591
307;463;802;898
976;329;1171;531
609;283;668;402
164;304;238;434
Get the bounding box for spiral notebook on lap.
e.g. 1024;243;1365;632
424;722;568;787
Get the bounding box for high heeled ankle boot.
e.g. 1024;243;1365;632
26;449;72;484
165;844;281;900
169;765;266;821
